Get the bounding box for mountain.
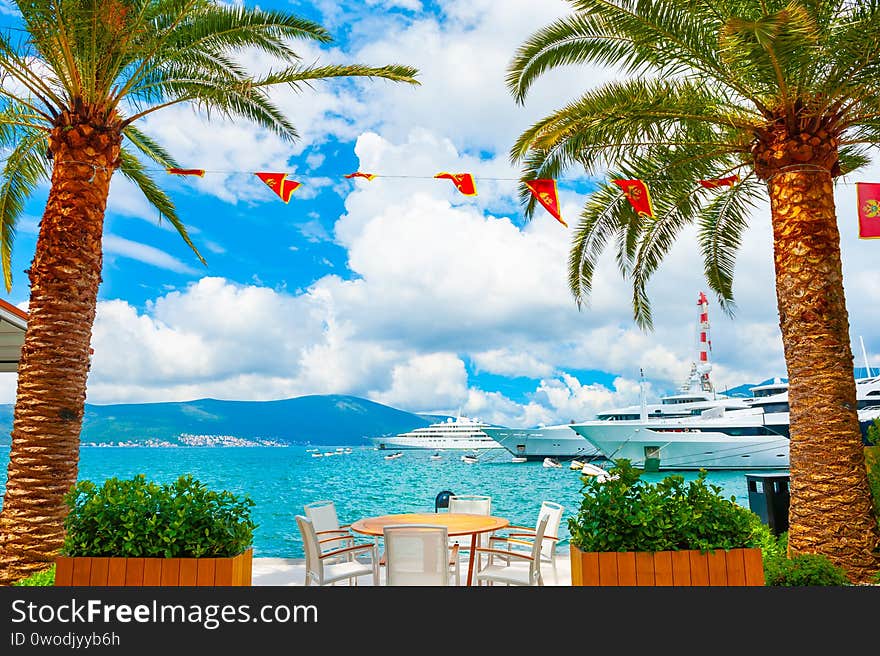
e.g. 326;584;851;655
0;395;435;447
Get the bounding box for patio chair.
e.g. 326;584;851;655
488;501;564;575
447;494;492;552
304;499;354;561
296;515;378;586
382;524;459;586
473;514;550;587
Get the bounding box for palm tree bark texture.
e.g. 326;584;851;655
755;127;880;582
0;117;120;585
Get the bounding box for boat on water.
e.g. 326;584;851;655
461;453;479;464
384;451;404;460
482;423;602;461
573;376;880;470
570;459;587;470
483;294;751;461
543;457;562;468
581;462;618;482
510;456;528;463
430;452;442;460
369;415;502;451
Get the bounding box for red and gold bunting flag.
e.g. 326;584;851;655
699;174;739;189
434;172;477;196
255;172;301;203
344;172;376;181
167;168;205;177
612;179;655;217
857;182;880;239
525;179;565;227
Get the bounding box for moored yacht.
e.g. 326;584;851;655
572;376;880;470
485;292;748;461
369;415;502;451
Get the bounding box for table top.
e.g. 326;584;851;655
350;513;509;537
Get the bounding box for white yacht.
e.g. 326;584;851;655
483;292;748;461
571;376;880;470
481;422;602;461
369;415;502;451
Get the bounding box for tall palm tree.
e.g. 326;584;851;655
508;0;880;582
0;0;417;584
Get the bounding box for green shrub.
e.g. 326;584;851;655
13;565;55;586
568;459;762;552
764;552;851;586
62;474;256;558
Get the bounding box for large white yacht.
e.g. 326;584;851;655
481;423;602;461
571;376;880;470
369;415;502;451
484;292;750;461
483;364;752;460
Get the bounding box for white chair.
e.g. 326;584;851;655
473;514;550;587
382;525;460;586
447;494;492;553
304;499;353;561
488;501;564;575
297;515;378;586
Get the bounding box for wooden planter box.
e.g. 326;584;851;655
570;544;764;586
54;548;253;586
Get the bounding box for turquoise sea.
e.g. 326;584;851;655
0;445;788;558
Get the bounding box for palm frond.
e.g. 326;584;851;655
117;148;205;266
696;174;762;315
0;129;51;290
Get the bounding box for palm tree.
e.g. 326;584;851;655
508;0;880;583
0;0;417;584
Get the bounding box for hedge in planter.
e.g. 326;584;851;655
55;474;256;586
568;460;765;586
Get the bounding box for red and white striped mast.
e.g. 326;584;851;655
696;292;714;394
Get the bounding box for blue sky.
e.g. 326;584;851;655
1;0;878;427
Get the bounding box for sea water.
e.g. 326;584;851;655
0;445;787;558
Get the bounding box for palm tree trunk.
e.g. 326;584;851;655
0;119;119;584
768;167;880;584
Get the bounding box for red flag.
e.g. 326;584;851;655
699;174;739;189
167;168;205;177
255;172;301;203
344;172;376;181
857;182;880;239
525;179;565;227
435;172;477;196
612;179;655;217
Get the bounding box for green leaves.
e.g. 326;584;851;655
0;1;419;287
568;460;762;552
61;474;256;558
509;1;880;326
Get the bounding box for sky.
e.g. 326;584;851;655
1;0;879;428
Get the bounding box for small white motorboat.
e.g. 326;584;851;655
461;453;479;464
511;456;527;463
311;452;323;458
543;457;562;469
581;462;619;482
384;451;404;460
570;459;586;471
430;452;442;460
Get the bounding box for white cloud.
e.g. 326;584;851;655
103;235;200;274
370;353;469;411
5;1;878;430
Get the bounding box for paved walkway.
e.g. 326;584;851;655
252;550;571;586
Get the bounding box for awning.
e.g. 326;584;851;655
0;299;26;373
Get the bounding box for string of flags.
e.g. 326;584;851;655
165;167;879;239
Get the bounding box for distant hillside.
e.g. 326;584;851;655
0;395;433;447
